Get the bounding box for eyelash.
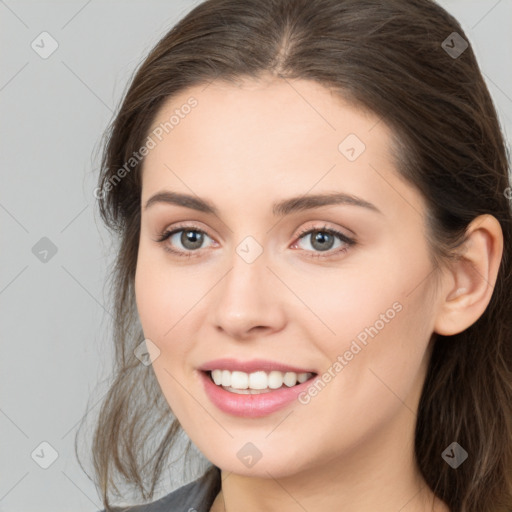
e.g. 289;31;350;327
154;222;356;260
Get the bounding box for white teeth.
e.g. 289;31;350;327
297;372;309;383
249;371;268;389
211;369;222;385
283;372;297;387
268;370;284;389
231;371;249;389
221;369;231;387
209;369;313;391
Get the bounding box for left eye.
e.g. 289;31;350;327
293;227;355;255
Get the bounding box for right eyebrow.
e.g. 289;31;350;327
144;191;217;214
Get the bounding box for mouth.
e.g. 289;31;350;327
197;358;318;418
205;369;316;394
197;359;319;417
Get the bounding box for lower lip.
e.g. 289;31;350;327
200;371;316;418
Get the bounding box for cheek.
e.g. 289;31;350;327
135;277;170;330
134;253;165;338
135;242;196;338
134;249;201;414
334;284;435;422
286;248;435;396
281;257;420;352
134;244;216;389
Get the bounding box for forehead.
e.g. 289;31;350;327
146;76;384;156
139;76;423;222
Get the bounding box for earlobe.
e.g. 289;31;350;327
433;214;503;336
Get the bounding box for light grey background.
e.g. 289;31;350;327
1;1;511;511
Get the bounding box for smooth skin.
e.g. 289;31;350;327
134;74;503;512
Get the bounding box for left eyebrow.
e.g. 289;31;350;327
272;192;382;216
143;190;382;216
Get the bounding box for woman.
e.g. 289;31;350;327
81;0;512;511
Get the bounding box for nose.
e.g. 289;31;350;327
209;247;287;340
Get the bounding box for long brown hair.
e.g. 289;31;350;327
76;0;512;510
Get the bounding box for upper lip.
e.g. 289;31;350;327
198;358;316;374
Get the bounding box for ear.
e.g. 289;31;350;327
434;214;504;336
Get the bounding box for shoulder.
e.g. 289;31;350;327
97;466;221;512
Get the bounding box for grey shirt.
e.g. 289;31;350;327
98;466;221;512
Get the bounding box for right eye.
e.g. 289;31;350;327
155;224;217;257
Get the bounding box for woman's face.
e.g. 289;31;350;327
135;76;441;479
